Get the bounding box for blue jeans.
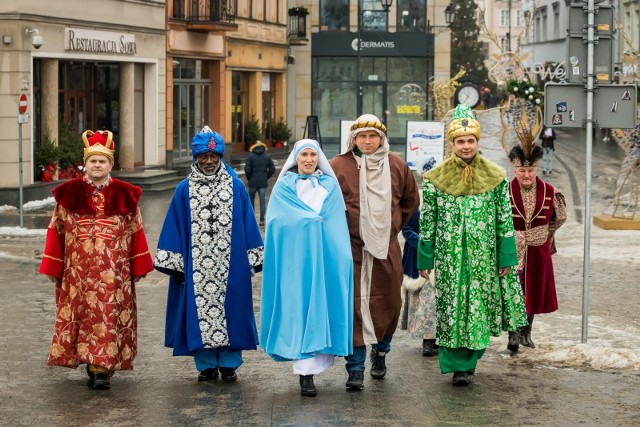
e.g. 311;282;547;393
345;335;393;373
194;348;243;371
249;186;267;222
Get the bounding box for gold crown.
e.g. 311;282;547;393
82;130;115;163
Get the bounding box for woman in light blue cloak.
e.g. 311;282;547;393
260;139;354;397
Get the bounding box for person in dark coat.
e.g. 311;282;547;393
244;141;276;225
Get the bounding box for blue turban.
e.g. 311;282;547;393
192;126;224;160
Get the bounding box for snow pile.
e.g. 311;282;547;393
0;251;40;265
23;197;55;211
0;227;47;237
0;205;17;214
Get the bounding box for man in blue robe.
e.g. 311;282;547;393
154;126;264;382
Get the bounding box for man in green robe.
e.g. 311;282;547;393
417;104;527;386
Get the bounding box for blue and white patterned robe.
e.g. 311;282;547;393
154;163;264;355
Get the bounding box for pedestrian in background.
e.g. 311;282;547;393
39;130;154;390
260;139;354;397
417;104;527;387
245;141;276;226
331;114;419;391
402;208;438;357
506;128;567;352
154;126;264;384
539;126;556;175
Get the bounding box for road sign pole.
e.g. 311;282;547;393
582;0;595;343
18;122;24;228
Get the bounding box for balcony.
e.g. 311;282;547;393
288;7;309;46
172;0;237;32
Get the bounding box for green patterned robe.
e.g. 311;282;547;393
418;155;527;351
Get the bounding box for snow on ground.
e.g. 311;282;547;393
0;197;55;213
0;227;47;237
0;251;40;264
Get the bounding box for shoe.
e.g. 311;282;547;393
299;375;317;397
369;350;387;379
507;330;520;353
346;371;364;391
422;339;437;357
197;368;219;382
219;368;237;382
259;221;265;226
466;369;475;376
521;316;536;348
92;373;111;390
452;371;470;387
86;365;95;388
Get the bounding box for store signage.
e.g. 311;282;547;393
313;32;433;57
65;28;137;55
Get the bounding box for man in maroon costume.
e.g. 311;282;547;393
506;127;567;353
39;130;154;389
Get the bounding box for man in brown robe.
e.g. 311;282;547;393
331;114;419;391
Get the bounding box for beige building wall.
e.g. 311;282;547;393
224;0;289;147
0;0;166;187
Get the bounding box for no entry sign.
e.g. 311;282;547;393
18;93;28;114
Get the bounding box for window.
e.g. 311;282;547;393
516;10;524;26
320;0;349;31
397;0;426;32
360;0;388;31
501;9;510;27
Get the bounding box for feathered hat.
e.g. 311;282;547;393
508;123;543;167
82;130;115;163
447;103;481;143
348;114;388;149
192;125;225;160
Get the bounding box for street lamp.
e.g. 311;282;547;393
427;2;458;32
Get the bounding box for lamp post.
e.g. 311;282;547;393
356;0;393;115
507;0;512;51
427;2;457;33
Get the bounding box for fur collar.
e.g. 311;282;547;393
424;154;506;196
52;177;142;216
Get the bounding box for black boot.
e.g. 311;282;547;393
422;339;437;357
370;349;387;379
299;375;317;397
507;330;520;353
197;368;219;382
219;367;237;382
345;371;364;391
521;315;536;348
452;371;470;387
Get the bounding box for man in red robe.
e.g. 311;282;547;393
506;128;567;353
39;130;154;390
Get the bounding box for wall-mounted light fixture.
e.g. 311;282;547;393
25;28;43;49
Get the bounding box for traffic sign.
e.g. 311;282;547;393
18;93;28;114
17;113;29;124
544;83;637;129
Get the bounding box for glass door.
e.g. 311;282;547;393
358;82;387;125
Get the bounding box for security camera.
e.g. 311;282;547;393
26;29;43;49
32;34;43;49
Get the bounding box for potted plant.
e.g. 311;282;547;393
270;117;292;149
34;131;59;182
56;122;84;179
244;114;263;151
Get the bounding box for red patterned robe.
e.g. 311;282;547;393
510;177;567;315
39;177;154;371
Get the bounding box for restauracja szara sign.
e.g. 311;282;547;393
65;28;137;54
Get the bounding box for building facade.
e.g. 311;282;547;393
167;0;289;166
288;0;452;156
0;0;167;189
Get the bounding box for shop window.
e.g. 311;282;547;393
360;0;388;31
396;0;426;32
320;0;349;31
